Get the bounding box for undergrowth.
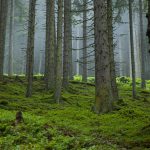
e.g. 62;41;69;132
0;76;150;150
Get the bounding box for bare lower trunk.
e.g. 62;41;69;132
146;0;150;43
48;0;55;90
68;1;73;80
0;0;8;81
63;0;72;88
44;0;50;82
139;0;146;88
38;51;42;74
69;29;73;80
45;0;55;90
8;0;14;76
54;10;57;79
69;17;73;80
26;0;36;97
129;0;136;98
82;0;87;82
54;0;63;103
94;0;113;113
107;0;118;101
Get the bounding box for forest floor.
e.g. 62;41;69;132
0;76;150;150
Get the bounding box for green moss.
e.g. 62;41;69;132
0;77;150;149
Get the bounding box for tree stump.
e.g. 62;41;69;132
12;111;24;126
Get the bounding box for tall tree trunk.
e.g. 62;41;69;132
54;0;63;103
69;26;73;80
139;0;146;88
107;0;119;101
8;0;14;76
44;0;50;82
45;0;55;90
68;1;73;81
48;0;55;90
38;51;42;74
63;0;72;88
76;29;80;75
94;0;113;113
54;9;57;79
82;0;87;82
146;0;150;43
0;0;8;81
128;0;136;98
26;0;36;97
22;53;25;75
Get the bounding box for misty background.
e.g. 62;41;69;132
4;0;150;78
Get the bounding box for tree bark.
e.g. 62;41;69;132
26;0;36;97
82;0;87;82
128;0;136;98
54;0;63;103
44;0;49;82
139;0;146;88
0;0;8;81
68;1;73;81
38;51;42;74
54;9;57;79
69;26;73;80
63;0;72;88
94;0;113;113
45;0;55;90
107;0;119;101
44;0;50;82
146;0;150;43
8;0;14;76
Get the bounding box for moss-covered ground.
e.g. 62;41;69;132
0;76;150;150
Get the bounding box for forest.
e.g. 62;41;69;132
0;0;150;149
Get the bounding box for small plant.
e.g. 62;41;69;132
117;76;131;83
